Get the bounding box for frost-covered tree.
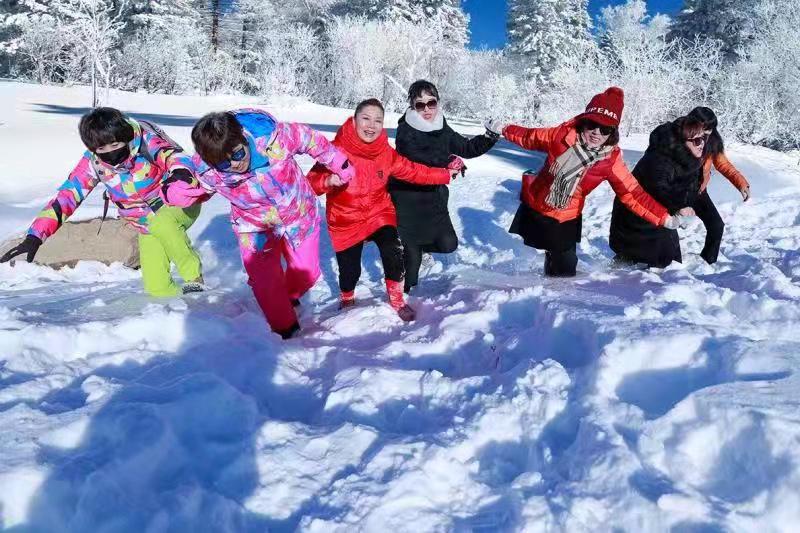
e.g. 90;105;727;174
507;0;593;85
379;0;469;45
669;0;758;61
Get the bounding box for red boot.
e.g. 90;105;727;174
339;290;356;310
386;279;416;322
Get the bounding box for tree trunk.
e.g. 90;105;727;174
211;0;220;53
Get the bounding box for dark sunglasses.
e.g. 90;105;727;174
582;120;615;136
685;135;708;147
215;145;247;171
414;99;438;112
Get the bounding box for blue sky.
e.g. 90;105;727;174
463;0;684;50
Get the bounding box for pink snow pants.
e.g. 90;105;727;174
238;227;321;334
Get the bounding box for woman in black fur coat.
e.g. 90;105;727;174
389;80;500;293
609;116;705;267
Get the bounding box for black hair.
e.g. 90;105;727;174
687;106;724;155
354;98;385;116
191;111;246;167
576;119;620;147
407;80;440;106
78;107;135;152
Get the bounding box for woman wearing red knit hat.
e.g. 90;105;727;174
494;86;684;277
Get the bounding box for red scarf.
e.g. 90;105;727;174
335;118;389;160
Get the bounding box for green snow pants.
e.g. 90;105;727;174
139;204;202;297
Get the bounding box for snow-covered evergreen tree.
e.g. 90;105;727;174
378;0;469;45
507;0;593;85
669;0;758;61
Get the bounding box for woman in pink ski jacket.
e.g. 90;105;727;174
164;108;354;339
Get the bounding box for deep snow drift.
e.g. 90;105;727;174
1;81;799;532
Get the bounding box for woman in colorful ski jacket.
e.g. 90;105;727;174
165;108;354;339
389;79;498;293
499;86;679;277
306;98;459;322
0;107;204;297
687;106;751;264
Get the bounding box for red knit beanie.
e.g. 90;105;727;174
576;86;624;127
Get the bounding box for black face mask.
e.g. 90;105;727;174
96;145;130;166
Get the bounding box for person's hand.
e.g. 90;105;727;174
484;118;507;138
664;215;690;230
678;207;695;217
447;155;467;179
741;186;751;202
0;235;42;263
325;174;346;188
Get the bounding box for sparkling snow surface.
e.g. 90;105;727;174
1;82;799;532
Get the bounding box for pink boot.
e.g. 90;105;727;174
340;290;356;310
386;279;415;322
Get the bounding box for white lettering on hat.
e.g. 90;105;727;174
585;107;619;120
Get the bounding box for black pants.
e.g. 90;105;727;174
336;225;405;293
544;246;578;277
694;190;724;264
402;224;458;292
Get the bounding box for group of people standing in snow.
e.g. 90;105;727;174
1;81;750;339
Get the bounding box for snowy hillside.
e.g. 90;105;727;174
1;82;800;532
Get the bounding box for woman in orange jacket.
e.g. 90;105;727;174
686;106;751;264
498;87;683;277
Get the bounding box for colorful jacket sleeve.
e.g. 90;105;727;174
28;154;100;242
161;154;216;207
503;124;560;152
140;130;195;177
389;149;451;185
284;122;351;176
608;156;670;226
712;152;749;191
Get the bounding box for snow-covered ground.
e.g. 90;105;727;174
1;81;800;532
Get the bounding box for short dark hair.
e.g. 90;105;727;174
354;98;384;116
687;106;724;155
576;119;620;147
78;107;135;152
191;111;246;167
407;80;439;105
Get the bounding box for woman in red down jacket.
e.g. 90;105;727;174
308;98;461;321
499;86;687;277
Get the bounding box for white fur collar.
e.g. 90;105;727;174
404;107;444;132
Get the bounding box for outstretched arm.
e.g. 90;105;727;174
713;152;750;200
284;122;354;182
607;158;670;226
27;154;101;243
448;128;498;159
389;150;452;185
503;124;560;152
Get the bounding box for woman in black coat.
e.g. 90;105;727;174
389;79;499;293
609;116;704;267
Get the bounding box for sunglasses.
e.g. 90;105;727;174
215;145;247;171
583;120;616;136
685;135;708;147
414;99;438;112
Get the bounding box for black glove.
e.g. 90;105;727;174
161;168;194;198
0;235;42;263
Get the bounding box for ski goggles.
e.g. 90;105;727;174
581;120;616;136
414;99;438;112
215;145;247;171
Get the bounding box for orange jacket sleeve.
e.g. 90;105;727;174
713;152;749;191
389;150;451;185
608;157;670;226
503;124;560;152
306;162;333;195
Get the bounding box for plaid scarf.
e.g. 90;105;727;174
545;139;613;209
